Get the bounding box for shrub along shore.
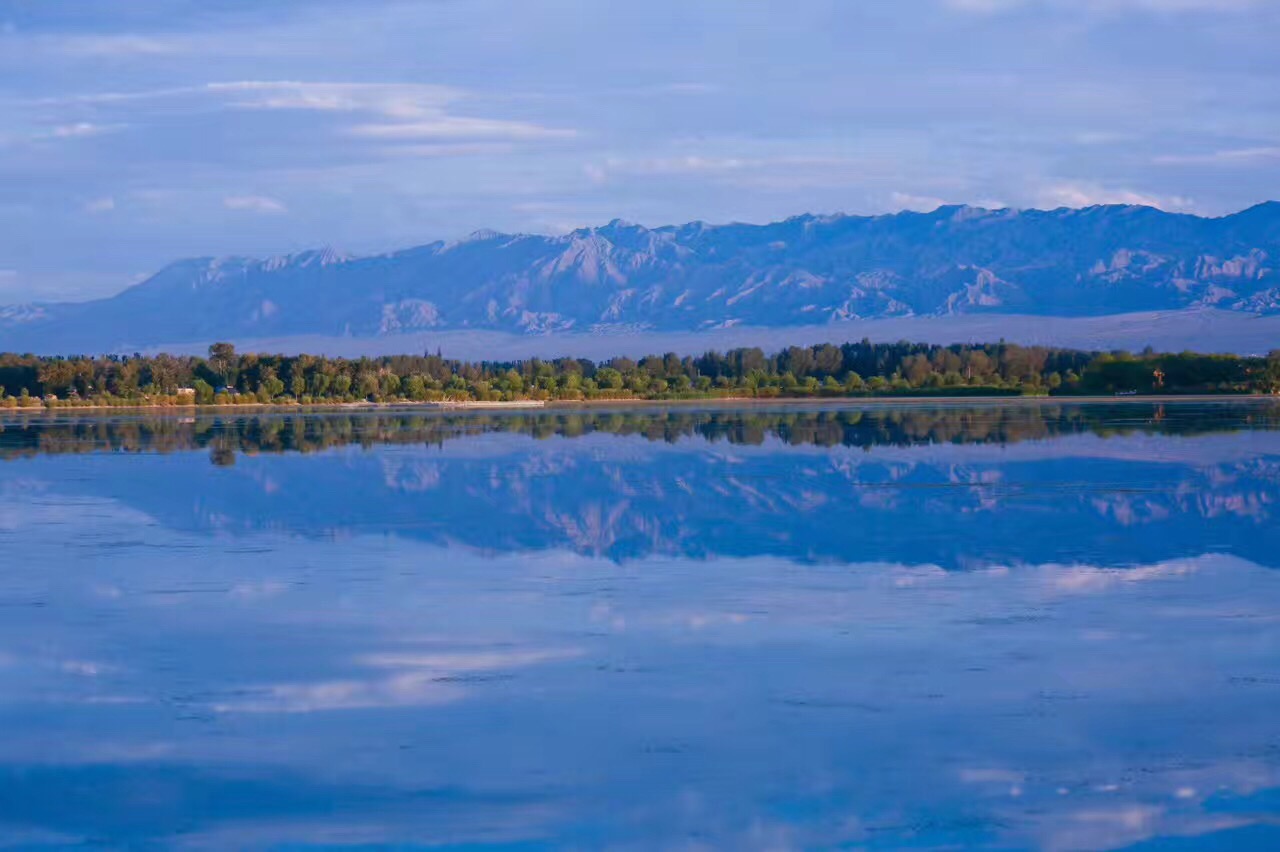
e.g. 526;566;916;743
2;340;1278;409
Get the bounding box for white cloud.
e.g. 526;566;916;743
49;122;117;139
653;82;719;95
890;191;949;212
54;34;184;57
130;188;178;206
945;0;1262;13
214;672;465;713
349;117;575;142
583;163;609;185
373;142;517;159
1047;561;1200;594
886;192;1009;214
1074;131;1135;146
585;154;863;186
601;155;765;175
214;647;581;713
224;195;288;215
207;80;460;120
1118;0;1261;9
583;156;762;186
1035;181;1195;212
10;122;125;144
83;197;115;214
211;81;574;142
961;768;1028;784
31;81;455;117
1154;146;1280;166
27;80;574;148
944;0;1026;11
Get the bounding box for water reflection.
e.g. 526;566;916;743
0;402;1278;847
2;401;1279;460
3;402;1279;568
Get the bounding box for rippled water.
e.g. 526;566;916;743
1;401;1279;848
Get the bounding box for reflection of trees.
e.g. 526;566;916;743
209;445;237;467
0;402;1278;463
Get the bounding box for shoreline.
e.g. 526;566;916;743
2;393;1275;418
548;394;1278;408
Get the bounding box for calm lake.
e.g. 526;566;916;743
2;401;1279;848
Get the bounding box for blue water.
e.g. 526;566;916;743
1;401;1279;849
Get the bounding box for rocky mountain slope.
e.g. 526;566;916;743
3;202;1279;352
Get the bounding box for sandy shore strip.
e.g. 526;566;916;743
2;393;1276;418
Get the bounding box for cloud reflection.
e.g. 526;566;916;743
215;648;583;714
0;405;1277;846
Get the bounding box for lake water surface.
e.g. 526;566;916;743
2;401;1279;849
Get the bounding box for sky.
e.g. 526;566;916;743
1;0;1278;303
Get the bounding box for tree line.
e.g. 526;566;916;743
1;340;1278;407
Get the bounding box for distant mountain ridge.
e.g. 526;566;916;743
4;202;1280;352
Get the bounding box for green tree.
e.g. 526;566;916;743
596;367;624;390
259;375;285;399
208;342;237;388
404;375;428;400
193;378;215;404
356;372;379;399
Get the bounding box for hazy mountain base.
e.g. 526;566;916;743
137;310;1280;360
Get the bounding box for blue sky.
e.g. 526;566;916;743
1;0;1278;302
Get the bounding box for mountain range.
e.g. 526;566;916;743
3;202;1279;353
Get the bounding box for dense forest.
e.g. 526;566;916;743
1;340;1278;407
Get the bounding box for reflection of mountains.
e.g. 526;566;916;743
3;402;1280;461
7;404;1278;569
375;440;1280;567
